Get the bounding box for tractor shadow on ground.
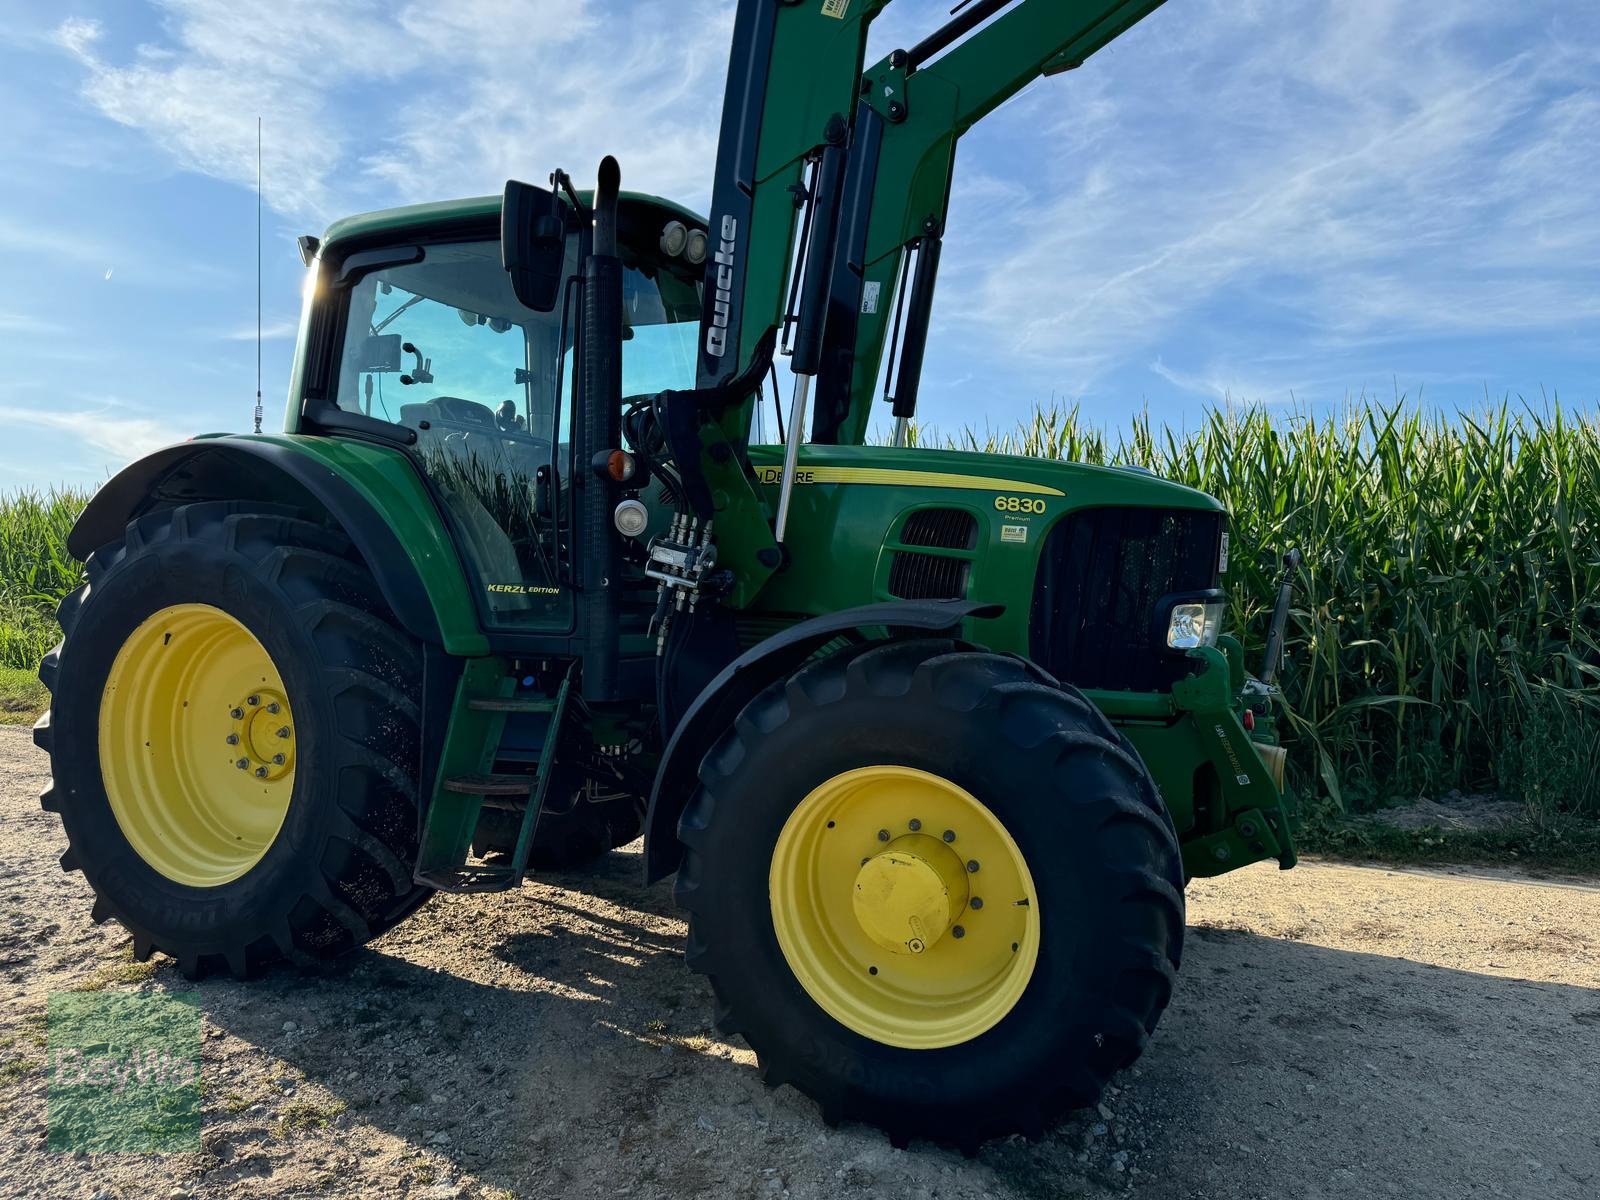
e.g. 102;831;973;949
981;923;1600;1200
190;859;1600;1200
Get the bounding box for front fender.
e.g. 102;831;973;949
641;598;1002;884
69;433;488;656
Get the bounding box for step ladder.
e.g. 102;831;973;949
413;664;573;893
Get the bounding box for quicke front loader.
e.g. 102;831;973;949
36;0;1299;1147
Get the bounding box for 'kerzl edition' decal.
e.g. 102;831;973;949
487;583;562;596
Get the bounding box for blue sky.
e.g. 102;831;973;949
0;0;1596;485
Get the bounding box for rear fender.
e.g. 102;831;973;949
642;598;1002;883
68;434;488;656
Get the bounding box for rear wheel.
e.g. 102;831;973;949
36;502;433;978
675;639;1184;1148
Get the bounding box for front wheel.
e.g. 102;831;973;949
674;639;1184;1149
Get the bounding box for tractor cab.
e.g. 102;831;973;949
294;192;707;637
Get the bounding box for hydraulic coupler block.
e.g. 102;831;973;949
646;515;719;654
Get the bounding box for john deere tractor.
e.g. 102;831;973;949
35;0;1297;1147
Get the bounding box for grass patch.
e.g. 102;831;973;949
274;1098;347;1137
71;957;159;992
219;1090;253;1115
0;667;45;725
0;1057;38;1086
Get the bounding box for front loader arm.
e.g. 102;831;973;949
682;0;892;605
812;0;1171;445
695;0;891;411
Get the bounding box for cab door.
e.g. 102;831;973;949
315;236;579;634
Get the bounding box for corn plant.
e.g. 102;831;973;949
0;487;92;671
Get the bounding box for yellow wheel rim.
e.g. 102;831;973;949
769;765;1040;1050
98;603;297;887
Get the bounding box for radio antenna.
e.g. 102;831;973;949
254;116;263;434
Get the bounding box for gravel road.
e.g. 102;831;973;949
1;724;1595;1199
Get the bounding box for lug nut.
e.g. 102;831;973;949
230;707;245;720
970;897;984;910
951;925;966;939
267;701;281;714
247;695;260;706
272;754;286;766
966;859;980;874
235;758;249;770
908;819;922;832
877;829;890;843
254;766;269;778
277;726;291;739
942;830;956;843
225;733;240;746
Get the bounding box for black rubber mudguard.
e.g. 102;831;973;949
68;438;443;646
641;598;1001;883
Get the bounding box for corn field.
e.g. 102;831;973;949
3;403;1598;820
936;403;1600;821
0;487;87;676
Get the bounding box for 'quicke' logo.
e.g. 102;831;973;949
705;214;739;359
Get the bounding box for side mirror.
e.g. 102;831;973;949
502;180;570;313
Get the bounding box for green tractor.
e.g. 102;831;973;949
36;0;1296;1147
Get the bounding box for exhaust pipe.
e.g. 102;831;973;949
580;156;624;701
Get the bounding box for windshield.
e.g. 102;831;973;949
556;259;701;439
621;264;700;395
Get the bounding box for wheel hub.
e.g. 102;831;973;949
768;765;1040;1049
99;603;297;887
231;688;295;782
852;835;969;955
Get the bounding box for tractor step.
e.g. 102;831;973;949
443;773;534;797
466;696;559;714
413;667;574;895
413;864;530;893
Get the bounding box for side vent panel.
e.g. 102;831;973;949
900;507;978;550
887;552;970;600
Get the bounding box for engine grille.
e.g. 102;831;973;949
900;507;978;550
1030;506;1226;692
888;551;970;600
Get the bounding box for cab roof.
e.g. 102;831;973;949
320;191;706;250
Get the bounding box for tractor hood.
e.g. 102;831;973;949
745;442;1223;514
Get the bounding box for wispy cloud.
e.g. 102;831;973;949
0;312;65;336
220;319;298;342
0;405;184;463
54;0;733;224
934;0;1600;395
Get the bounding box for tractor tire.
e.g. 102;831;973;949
35;501;433;979
471;789;644;869
674;638;1184;1150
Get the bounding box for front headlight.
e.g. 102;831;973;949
1165;600;1224;650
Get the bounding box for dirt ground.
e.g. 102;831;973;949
1;725;1596;1200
